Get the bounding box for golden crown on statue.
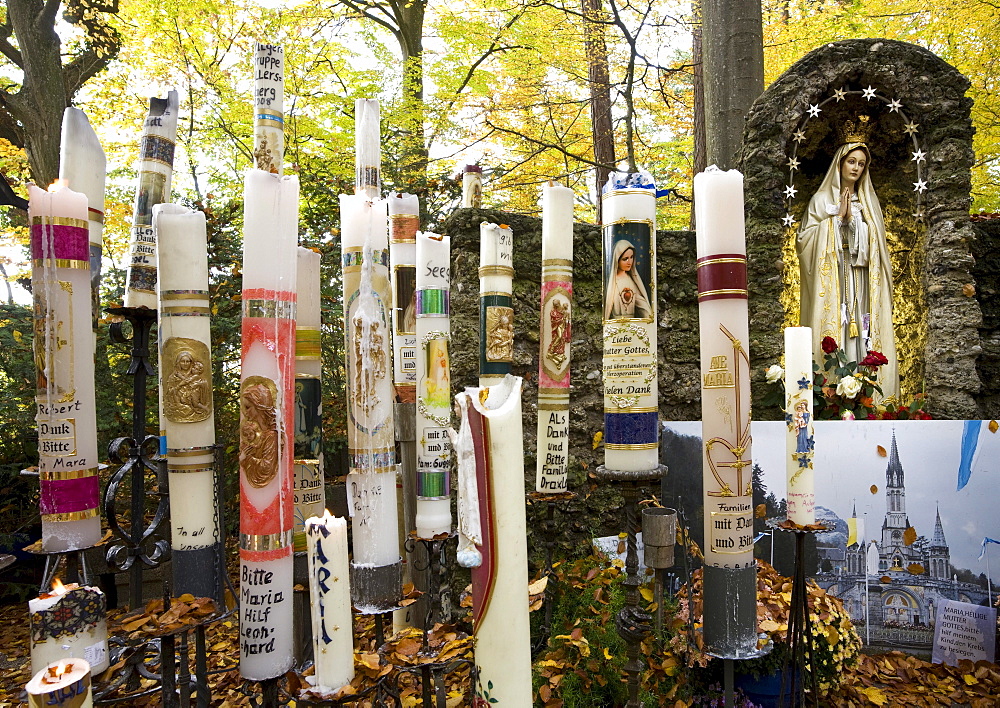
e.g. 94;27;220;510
837;115;874;146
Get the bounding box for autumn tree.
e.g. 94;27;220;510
0;0;120;185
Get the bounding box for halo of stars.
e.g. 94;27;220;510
781;86;928;229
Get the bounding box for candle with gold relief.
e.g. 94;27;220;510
29;183;102;552
784;326;815;524
479;222;514;387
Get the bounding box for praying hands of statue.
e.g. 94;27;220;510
839;186;852;223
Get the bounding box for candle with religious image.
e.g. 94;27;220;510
415;231;451;537
239;170;298;679
305;512;354;694
784;326;815;524
293;248;326;552
461;164;483;208
29;579;108;675
26;658;94;708
253;43;284;174
123;90;179;309
389;192;419;403
479;222;514;387
340;194;402;611
156;204;222;599
58;108;105;335
694;166;757;656
455;375;532;705
29;183;102;552
536;183;574;493
601;171;659;471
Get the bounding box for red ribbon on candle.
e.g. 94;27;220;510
31;224;90;262
696;254;748;302
39;477;99;515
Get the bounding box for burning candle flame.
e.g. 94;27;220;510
46;179;68;193
50;577;67;595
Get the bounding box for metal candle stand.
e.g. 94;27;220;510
103;306;169;610
527;490;576;657
595;464;666;708
770;520;828;708
404;532;456;644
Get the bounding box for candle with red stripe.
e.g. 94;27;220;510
239;170;298;679
601;172;659;471
694;166;757;655
29;183;102;552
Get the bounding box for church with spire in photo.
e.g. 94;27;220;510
816;432;989;648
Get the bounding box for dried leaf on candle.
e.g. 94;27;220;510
877;445;887;457
907;563;925;575
870;484;879;494
990;420;999;434
903;527;917;546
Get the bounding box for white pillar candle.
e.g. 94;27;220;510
305;512;354;694
461;165;483;208
58;108;106;337
29;184;102;552
239;170;298;680
340;194;402;609
456;375;531;706
26;658;93;708
601;173;659;471
415;231;451;537
536;183;574;493
389;193;420;403
694;166;754;567
293;247;326;552
355;99;380;198
784;326;815;524
254;42;284;174
123;90;179;309
155;204;221;598
29;581;108;675
479;222;514;388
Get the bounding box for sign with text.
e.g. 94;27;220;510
932;599;996;666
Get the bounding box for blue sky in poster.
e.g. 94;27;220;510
664;420;1000;583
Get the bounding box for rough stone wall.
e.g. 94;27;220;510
971;220;1000;415
442;208;700;563
740;38;982;418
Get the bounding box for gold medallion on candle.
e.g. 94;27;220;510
240;376;280;488
163;337;212;423
485;306;514;363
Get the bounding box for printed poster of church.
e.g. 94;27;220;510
664;420;999;652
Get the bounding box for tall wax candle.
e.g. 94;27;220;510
415;231;451;537
58;108;105;336
254;43;284;174
29;581;108;675
123;90;179;309
340;194;402;611
694;166;757;656
601;173;659;471
355;99;380;198
457;375;532;706
293;248;326;552
784;326;815;524
305;512;354;694
461;165;483;208
155;204;221;599
26;658;93;708
239;170;298;679
29;184;102;552
536;183;574;493
388;192;419;402
479;223;514;387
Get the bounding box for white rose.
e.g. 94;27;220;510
765;364;784;384
836;375;863;399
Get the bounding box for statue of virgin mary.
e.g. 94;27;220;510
796;116;898;401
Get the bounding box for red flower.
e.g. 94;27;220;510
859;351;889;368
880;410;898;420
821;337;838;354
912;409;932;420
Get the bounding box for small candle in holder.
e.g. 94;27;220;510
29;579;108;675
26;658;93;708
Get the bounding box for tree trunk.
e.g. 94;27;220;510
398;1;427;186
690;0;707;229
700;0;763;170
4;0;68;185
582;0;615;223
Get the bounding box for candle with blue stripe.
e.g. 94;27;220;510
601;172;659;471
254;43;284;174
415;231;451;537
479;222;514;387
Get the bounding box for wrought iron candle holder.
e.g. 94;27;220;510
528;490;576;657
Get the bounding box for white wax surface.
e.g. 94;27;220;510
388;192;419;216
59;107;106;230
541;183;574;259
239;555;294;680
355;99;380;197
784;326;815;524
347;471;399;568
694;167;746;257
26;658;94;707
29;185;102;552
468;376;532;705
243;172;299;291
305;515;354;693
296;248;321;328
